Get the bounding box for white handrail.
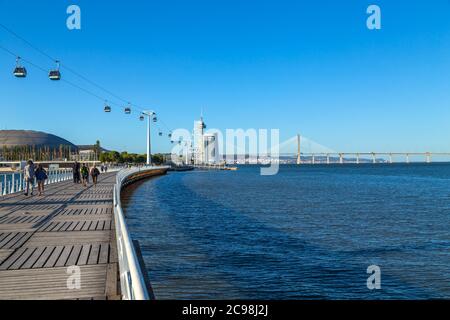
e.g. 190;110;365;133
113;166;169;300
0;168;73;196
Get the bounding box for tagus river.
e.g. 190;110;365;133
121;164;450;300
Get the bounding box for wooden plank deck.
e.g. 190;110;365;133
0;172;120;300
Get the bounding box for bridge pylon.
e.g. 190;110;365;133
297;134;302;165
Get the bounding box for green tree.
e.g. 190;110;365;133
152;154;165;165
99;152;109;163
94;140;101;161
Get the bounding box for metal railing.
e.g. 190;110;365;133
0;169;73;196
113;166;168;300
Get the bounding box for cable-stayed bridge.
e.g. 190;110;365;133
261;135;450;164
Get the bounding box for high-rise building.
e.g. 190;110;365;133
204;133;219;164
193;117;206;164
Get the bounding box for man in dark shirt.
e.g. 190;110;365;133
72;161;81;183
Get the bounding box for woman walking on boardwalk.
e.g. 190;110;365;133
80;163;89;187
35;164;48;196
90;165;100;187
23;160;36;196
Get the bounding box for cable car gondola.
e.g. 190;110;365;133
159;131;163;137
104;102;111;113
153;117;157;123
49;61;61;81
124;105;132;114
139;115;145;121
13;57;27;78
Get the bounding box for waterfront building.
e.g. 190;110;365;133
192;116;221;165
73;144;110;162
203;133;219;164
193;117;206;164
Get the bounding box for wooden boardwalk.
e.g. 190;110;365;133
0;172;120;300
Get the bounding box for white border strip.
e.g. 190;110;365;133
113;166;168;300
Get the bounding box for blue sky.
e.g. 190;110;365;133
0;0;449;153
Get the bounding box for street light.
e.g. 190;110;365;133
141;111;156;166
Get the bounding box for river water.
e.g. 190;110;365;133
121;164;450;300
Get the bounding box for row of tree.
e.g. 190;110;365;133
0;145;74;161
99;151;165;165
0;140;166;165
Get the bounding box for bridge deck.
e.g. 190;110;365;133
0;173;120;300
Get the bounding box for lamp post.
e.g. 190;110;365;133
141;111;156;166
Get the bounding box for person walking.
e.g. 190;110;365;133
23;160;36;196
80;163;89;187
73;161;81;184
35;164;48;196
90;165;100;187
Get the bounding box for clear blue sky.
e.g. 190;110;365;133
0;0;449;153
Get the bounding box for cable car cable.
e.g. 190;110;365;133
0;23;146;111
1;35;176;129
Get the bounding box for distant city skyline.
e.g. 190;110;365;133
1;0;450;154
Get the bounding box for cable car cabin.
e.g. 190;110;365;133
168;133;172;138
49;70;61;81
13;67;27;78
139;115;145;121
159;132;163;136
125;108;132;114
153;117;158;123
104;106;112;113
14;57;27;78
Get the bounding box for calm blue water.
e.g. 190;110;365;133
122;164;450;300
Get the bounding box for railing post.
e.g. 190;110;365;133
11;173;15;193
18;173;23;192
2;175;6;196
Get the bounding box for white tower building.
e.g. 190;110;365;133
193;116;206;164
204;133;219;164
